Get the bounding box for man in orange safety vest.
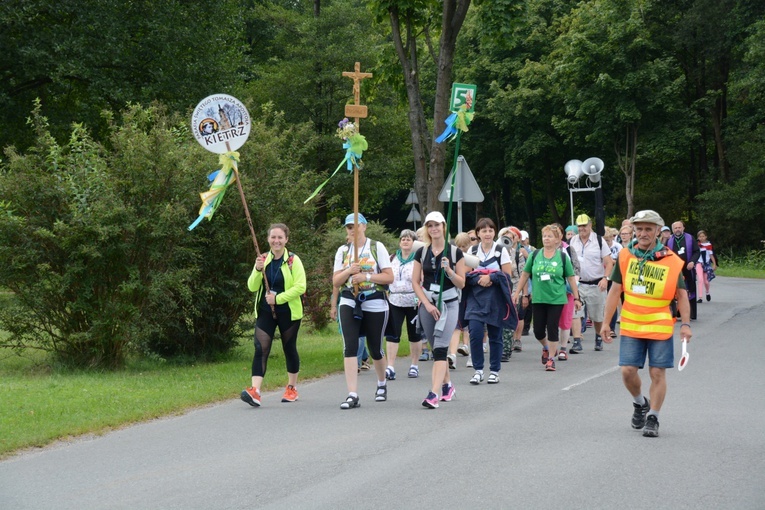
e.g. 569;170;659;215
601;210;692;438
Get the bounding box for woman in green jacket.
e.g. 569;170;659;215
241;223;307;407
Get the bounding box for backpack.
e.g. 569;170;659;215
511;244;529;280
420;244;460;270
284;251;308;306
529;247;570;268
469;242;508;268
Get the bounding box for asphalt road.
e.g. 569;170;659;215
1;277;764;509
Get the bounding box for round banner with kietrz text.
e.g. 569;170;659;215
191;94;251;153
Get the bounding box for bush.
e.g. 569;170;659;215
303;221;398;330
0;101;320;368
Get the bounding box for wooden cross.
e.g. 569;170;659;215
342;62;372;129
341;62;372;288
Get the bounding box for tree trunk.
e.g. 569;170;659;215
615;125;638;218
389;9;431;214
388;0;472;215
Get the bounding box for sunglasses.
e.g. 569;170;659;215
470;237;477;241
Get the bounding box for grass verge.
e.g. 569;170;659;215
0;327;414;458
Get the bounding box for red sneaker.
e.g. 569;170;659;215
241;387;261;407
281;385;299;403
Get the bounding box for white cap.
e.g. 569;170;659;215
424;211;446;224
520;230;529;241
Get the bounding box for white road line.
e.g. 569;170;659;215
562;366;620;391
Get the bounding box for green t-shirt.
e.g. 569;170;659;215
523;248;575;305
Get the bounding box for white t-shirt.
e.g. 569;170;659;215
569;232;611;281
333;239;391;312
471;242;512;272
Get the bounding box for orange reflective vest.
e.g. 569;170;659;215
617;248;684;340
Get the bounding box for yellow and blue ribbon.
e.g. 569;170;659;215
435;106;474;143
304;133;367;204
188;151;240;231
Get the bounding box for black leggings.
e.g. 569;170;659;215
339;304;388;359
252;311;301;377
385;304;419;343
532;303;564;343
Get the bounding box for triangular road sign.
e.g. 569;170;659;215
438;156;484;203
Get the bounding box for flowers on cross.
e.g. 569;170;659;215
336;118;358;140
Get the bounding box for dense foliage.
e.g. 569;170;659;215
2;0;764;367
0;103;319;368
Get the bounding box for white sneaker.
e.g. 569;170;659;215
469;371;484;385
447;354;456;370
457;344;470;356
466;358;473;368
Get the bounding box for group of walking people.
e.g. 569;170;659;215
237;209;714;437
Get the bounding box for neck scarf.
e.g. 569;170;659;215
396;249;416;265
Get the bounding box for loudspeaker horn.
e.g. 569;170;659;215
581;157;604;183
564;159;583;184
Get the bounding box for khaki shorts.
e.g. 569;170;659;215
579;283;607;322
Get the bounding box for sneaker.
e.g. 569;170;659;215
632;398;650;429
408;365;419;378
487;372;500;384
558;348;568;361
594;335;603;351
385;367;396;381
545;359;556;371
469;371;484;385
571;338;583;353
466;358;473;368
483;343;488;353
440;383;456;402
422;391;439;409
586;318;593;327
706;294;711;302
501;352;511;362
241;387;261;407
541;348;549;365
375;384;387;402
610;331;617;338
513;339;522;352
281;385;298;402
457;344;470;356
447;354;456;370
697;298;703;303
419;350;430;362
643;414;660;437
340;395;360;409
360;359;372;370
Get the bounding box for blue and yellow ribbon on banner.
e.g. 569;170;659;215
188;151;240;231
435;104;474;144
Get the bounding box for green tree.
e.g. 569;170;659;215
0;0;244;149
373;0;473;215
241;0;413;225
548;0;692;218
0;102;320;368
